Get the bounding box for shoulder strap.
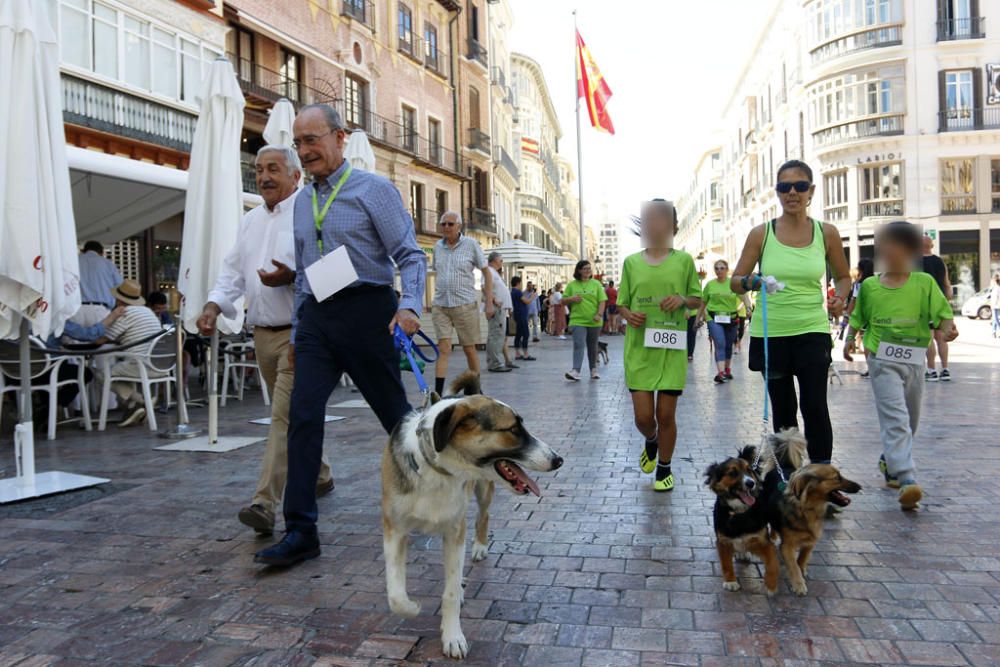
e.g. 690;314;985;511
758;219;775;274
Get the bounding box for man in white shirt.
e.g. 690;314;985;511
485;252;512;372
197;145;333;535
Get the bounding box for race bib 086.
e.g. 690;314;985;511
644;328;687;350
876;340;925;366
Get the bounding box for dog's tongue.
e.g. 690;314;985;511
507;461;541;497
736;490;756;507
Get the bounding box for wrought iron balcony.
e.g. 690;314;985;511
61;73;197;152
467;208;497;235
494;144;519;180
938;107;1000;132
810;24;903;65
937;17;986;41
860;200;903;219
414;208;444;236
228;53;334;108
341;0;375;27
812;114;904;148
467;128;491;153
467;38;488;67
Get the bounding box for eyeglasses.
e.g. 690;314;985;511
775;181;811;194
291;130;336;150
440;221;459;227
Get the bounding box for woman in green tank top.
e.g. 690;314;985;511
731;160;851;464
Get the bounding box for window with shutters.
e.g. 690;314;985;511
939;69;982;130
937;0;985;41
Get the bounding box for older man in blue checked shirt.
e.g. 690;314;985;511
255;104;427;567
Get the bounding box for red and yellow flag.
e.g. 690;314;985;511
576;30;614;135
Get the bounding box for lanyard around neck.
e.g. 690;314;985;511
311;165;353;253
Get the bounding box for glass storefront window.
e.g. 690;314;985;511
940;229;980;302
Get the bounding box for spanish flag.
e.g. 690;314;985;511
576;30;614;135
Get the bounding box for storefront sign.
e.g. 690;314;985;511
857;153;900;164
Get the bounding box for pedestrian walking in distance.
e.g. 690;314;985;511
922;234;953;381
509;276;537;362
484;252;513;373
562;260;607;381
697;259;751;384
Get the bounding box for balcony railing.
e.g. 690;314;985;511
424;46;449;79
937;17;986;41
812;114;904;148
467;128;491;153
413;208;443;236
520;194;559;231
228;54;334;108
810;24;903;65
938;107;1000;131
467;208;497;235
61;73;197;152
860;200;903;218
491;66;506;87
824;205;849;222
338;102;466;177
494;144;519;180
467;38;488;67
341;0;375;28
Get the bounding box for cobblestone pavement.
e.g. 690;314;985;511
1;321;998;666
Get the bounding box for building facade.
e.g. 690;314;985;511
488;0;518;243
688;0;1000;305
677;147;724;267
598;218;621;284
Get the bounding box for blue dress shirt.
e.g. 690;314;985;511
78;251;123;309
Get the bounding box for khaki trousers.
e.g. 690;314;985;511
252;327;332;512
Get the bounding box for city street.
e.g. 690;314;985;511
0;323;998;666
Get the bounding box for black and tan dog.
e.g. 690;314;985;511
704;444;780;594
381;372;563;659
764;434;861;596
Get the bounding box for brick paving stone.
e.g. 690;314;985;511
1;333;998;665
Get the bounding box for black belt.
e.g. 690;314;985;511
254;324;292;332
316;284;393;302
80;301;108;307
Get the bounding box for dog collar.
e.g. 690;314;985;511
415;423;454;478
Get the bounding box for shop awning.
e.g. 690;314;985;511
487;238;576;266
66;146;262;244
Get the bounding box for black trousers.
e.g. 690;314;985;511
686;316;698;357
749;333;833;463
513;314;529;350
284;287;412;535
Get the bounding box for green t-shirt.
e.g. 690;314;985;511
563;279;607;327
702;279;740;321
618;250;702;391
849;273;953;356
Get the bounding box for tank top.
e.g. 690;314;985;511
749;219;830;338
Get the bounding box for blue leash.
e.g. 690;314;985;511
750;274;786;490
393;324;439;400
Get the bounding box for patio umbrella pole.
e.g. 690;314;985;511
16;318;35;481
159;323;202;439
208;329;219;444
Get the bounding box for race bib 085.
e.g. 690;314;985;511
876;340;925;366
644;328;686;350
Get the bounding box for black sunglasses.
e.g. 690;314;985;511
776;181;811;194
440;221;459;227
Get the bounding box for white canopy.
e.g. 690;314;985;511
0;0;80;340
176;57;246;336
344;130;376;172
487;239;576;266
262;97;295;148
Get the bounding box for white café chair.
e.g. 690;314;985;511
220;338;269;407
96;328;178;432
0;337;92;440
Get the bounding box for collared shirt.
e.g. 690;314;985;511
526;290;539;316
49;320;105;347
207;190;298;327
292;162;426;335
432;235;486;308
486;265;511;311
78;251;122;308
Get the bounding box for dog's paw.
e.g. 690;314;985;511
470;541;488;562
734;551;753;563
790;580;808;596
389;596;421;617
722;580;741;592
765;585;778;597
441;629;469;659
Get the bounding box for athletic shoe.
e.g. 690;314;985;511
507;363;520;369
713;373;726;384
557;335;567;340
860;370;870;379
939;369;951;382
590;371;600;380
639;447;657;474
565;370;580;382
898;483;923;511
723;369;733;381
878;455;900;489
925;369;938;382
119;405;146;428
653;474;675;492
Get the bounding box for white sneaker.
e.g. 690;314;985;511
565;370;580;382
557;335;567;340
590;371;600;380
119;405;146;427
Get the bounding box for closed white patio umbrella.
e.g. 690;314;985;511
344;130;376;172
0;0;108;502
487;239;576;266
263;97;296;148
168;57;258;452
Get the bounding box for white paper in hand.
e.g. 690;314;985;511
304;245;358;301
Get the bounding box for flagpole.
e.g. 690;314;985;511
574;10;585;261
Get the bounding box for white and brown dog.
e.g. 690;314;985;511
381;373;563;659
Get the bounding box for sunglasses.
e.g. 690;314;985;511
775;181;811;194
440;221;459;227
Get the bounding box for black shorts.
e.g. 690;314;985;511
606;305;618;315
748;332;832;378
629;388;682;397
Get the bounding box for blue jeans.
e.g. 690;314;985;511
284;288;412;536
993;308;1000;336
707;320;737;363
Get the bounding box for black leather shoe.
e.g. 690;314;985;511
254;531;320;567
316;478;335;498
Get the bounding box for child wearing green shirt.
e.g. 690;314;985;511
617;200;702;492
848;221;957;511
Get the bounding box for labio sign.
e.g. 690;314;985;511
857;152;901;164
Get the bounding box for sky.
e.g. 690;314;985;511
506;0;776;246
